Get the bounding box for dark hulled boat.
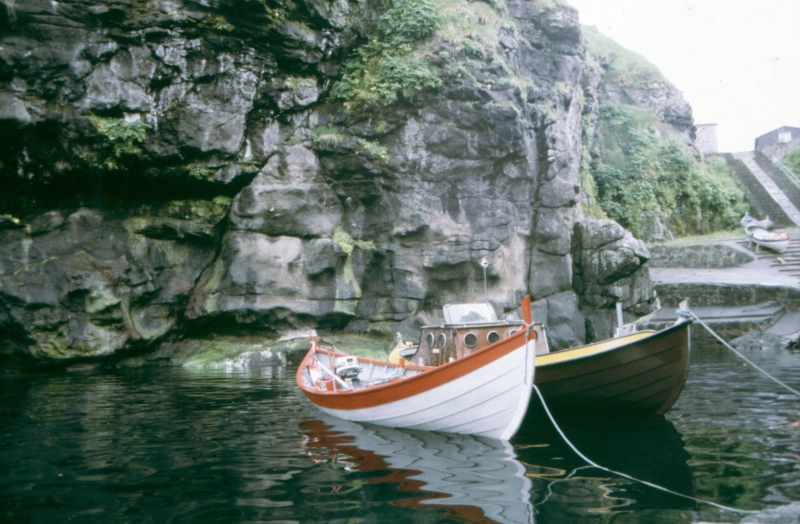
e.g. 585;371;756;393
533;321;691;414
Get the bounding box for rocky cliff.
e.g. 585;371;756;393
0;0;686;365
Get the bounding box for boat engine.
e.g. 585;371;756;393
335;356;362;380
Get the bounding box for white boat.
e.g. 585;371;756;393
745;223;790;253
740;212;773;229
303;414;535;524
296;296;541;440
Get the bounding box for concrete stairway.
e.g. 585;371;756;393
724;153;792;226
730;151;800;227
752;151;800;210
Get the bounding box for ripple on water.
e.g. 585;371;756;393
0;345;798;523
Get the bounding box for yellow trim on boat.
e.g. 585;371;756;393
537;331;655;366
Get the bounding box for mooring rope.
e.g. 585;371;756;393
688;311;800;398
532;385;758;515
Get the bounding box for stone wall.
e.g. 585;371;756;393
649;244;753;269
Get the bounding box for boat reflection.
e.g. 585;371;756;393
517;403;696;518
301;414;535;524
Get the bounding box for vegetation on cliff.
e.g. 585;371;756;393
581;26;746;239
330;0;533;113
589;104;746;238
86;116;150;171
330;0;444;110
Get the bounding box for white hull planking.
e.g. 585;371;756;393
315;340;536;440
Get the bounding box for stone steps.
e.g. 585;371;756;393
723;153;793;227
753;150;800;210
731;151;800;227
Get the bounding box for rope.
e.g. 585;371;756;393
689;311;800;398
531;385;758;515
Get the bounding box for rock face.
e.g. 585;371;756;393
0;0;674;363
572;219;655;340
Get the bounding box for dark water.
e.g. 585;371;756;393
1;343;799;524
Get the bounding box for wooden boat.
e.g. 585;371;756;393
534;320;691;414
302;415;534;524
399;298;690;416
745;223;789;253
296;297;541;440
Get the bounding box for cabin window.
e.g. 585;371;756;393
436;333;447;349
426;333;434;348
508;329;518;336
463;333;478;348
487;331;500;344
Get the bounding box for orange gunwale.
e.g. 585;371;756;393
297;325;543;411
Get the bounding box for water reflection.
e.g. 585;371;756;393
1;342;798;523
516;404;696;521
301;414;535;524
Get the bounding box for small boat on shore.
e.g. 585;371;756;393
745;223;789;253
296;297;540;440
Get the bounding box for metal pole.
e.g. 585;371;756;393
480;258;488;302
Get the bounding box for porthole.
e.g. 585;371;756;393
426;333;434;348
464;333;478;348
508;329;518;336
436;333;447;349
487;331;500;344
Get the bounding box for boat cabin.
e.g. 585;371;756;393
408;302;549;367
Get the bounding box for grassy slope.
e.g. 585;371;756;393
582;25;670;88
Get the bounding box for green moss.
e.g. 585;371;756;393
356;139;389;162
87;116;150;166
312;127;344;146
210;15;234;32
334;226;375;256
579;144;605;219
133;197;232;223
188;165;215;181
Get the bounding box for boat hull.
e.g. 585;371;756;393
745;225;790;253
297;329;537;440
748;237;789;254
534;321;690;415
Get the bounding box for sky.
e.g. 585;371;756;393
566;0;800;152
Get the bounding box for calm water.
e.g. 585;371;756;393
1;342;799;524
